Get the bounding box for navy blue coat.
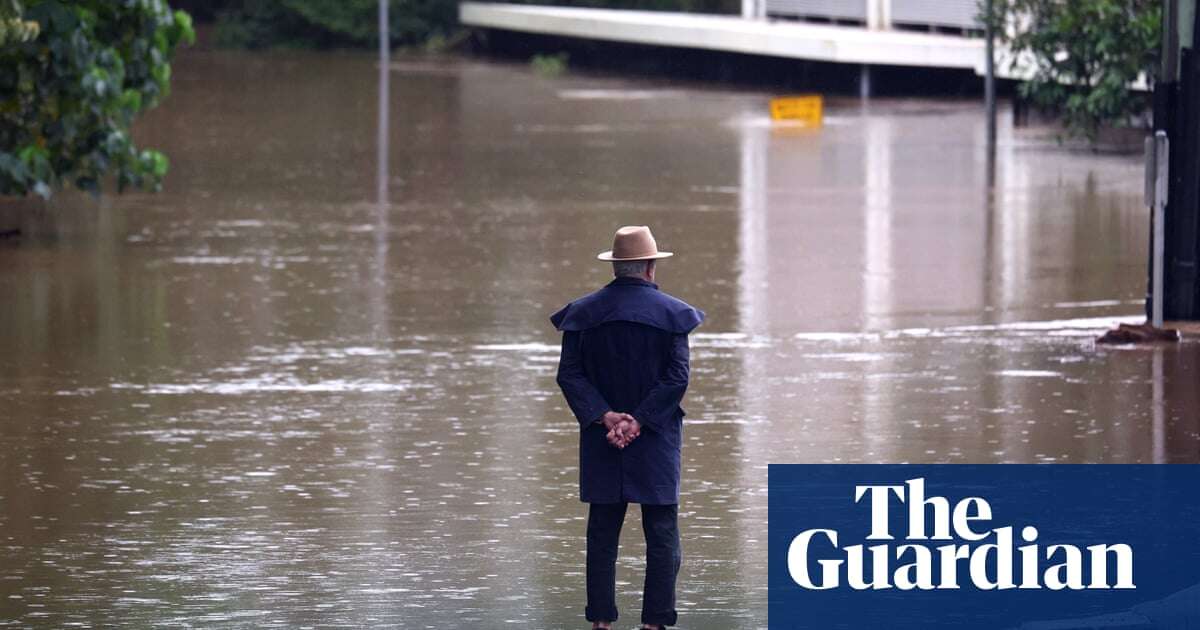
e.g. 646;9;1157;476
551;277;705;505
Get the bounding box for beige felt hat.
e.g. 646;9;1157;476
597;225;674;262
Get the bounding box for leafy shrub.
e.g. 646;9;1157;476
990;0;1161;139
0;0;195;198
0;0;39;44
531;51;568;76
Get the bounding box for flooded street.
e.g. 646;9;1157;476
1;50;1198;628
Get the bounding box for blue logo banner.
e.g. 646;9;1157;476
768;465;1200;629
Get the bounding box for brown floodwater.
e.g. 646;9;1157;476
1;50;1198;628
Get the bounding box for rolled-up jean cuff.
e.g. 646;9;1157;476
586;605;618;622
641;610;678;626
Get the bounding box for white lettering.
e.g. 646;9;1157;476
786;478;1135;592
1086;544;1135;589
1044;545;1085;590
855;484;905;540
788;529;842;589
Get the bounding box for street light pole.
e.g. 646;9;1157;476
984;0;997;185
377;0;389;207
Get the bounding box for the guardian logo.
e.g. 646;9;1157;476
788;478;1135;591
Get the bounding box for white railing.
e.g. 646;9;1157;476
891;0;979;30
759;0;981;32
763;0;867;23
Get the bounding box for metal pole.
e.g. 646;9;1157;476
1153;130;1169;328
985;0;996;158
379;0;389;66
377;0;389;207
374;0;391;339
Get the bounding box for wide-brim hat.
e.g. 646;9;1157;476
597;225;674;262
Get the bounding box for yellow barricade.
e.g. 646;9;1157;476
770;95;823;126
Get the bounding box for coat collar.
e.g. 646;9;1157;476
550;275;703;333
607;276;659;290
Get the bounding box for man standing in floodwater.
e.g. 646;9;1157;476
551;225;705;630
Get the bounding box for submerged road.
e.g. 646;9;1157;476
0;51;1194;628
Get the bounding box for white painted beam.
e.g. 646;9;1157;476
461;2;984;70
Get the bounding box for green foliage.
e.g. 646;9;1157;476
213;0;324;49
531;51;568;77
0;1;40;44
0;1;194;198
989;0;1160;139
214;0;458;49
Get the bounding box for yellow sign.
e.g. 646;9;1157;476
770;95;823;125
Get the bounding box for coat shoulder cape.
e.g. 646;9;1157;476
549;280;705;334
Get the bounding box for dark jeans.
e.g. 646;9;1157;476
585;502;681;626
